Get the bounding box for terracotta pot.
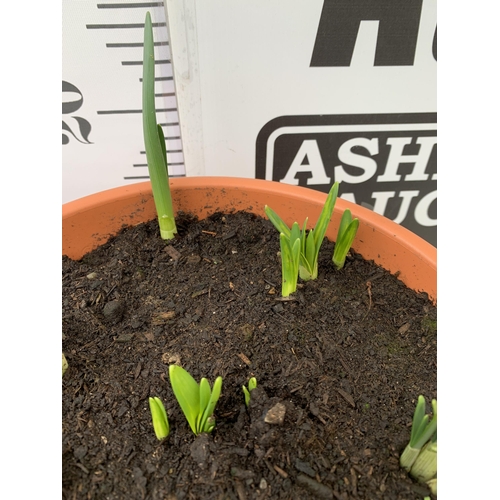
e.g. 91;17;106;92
62;177;436;304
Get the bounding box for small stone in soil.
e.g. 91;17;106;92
264;402;286;425
103;300;125;324
73;445;87;460
272;303;284;313
309;401;320;416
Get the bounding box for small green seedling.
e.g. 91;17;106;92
242;377;257;407
400;396;437;492
265;182;339;294
143;12;177;240
332;209;359;269
278;226;301;297
169;365;222;435
62;353;68;377
400;395;437;472
148;396;170;441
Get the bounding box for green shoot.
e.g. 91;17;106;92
400;396;437;476
332;209;359;269
148;396;170;440
410;432;437;483
142;12;177;240
265;182;339;291
242;377;257;407
169;365;222;435
279;228;301;296
62;353;68;377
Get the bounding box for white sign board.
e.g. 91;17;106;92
166;0;437;244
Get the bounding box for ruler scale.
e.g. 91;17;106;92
93;2;183;179
63;0;185;200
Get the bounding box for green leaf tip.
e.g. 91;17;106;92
243;377;257;407
149;396;170;440
62;353;68;377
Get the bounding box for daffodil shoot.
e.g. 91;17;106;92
148;396;170;441
410;434;437;483
62;353;68;377
143;12;177;240
332;209;359;270
278;228;301;297
242;377;257;407
265;182;339;295
169;365;222;435
400;395;437;494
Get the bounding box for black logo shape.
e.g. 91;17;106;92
62;81;93;145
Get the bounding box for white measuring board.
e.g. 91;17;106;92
164;0;437;245
62;0;185;203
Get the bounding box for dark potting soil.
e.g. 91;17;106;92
62;211;437;500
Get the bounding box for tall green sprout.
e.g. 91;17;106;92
142;12;177;239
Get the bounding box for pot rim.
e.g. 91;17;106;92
63;177;436;303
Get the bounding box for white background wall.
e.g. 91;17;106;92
63;0;436;244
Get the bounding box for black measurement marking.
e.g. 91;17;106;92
122;59;171;66
140;149;182;154
124;174;185;180
134;162;184;167
106;42;168;48
86;2;184;176
86;22;166;29
97;2;164;8
97;108;177;115
139;77;173;82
